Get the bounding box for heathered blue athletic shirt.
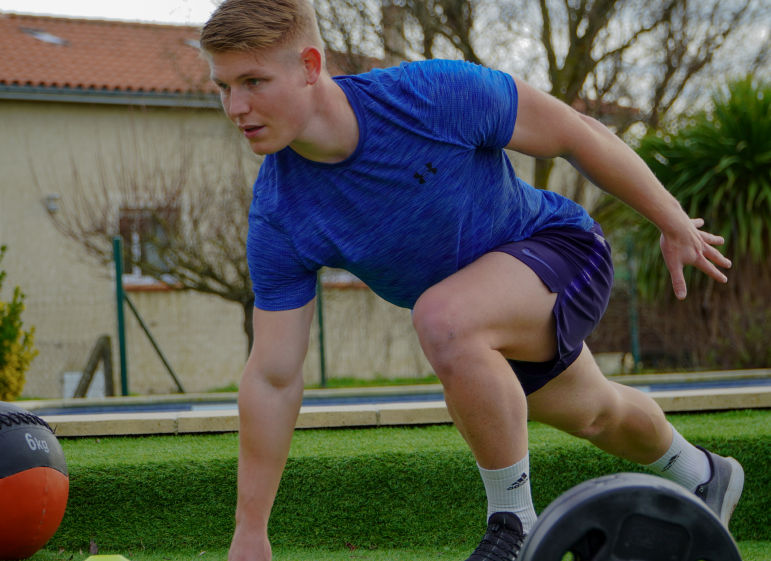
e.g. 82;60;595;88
247;59;593;311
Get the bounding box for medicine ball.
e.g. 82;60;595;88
0;401;69;560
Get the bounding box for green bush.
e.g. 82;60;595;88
595;78;771;368
633;77;771;299
0;245;38;401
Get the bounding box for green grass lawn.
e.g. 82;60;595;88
33;542;771;561
44;409;771;553
34;547;466;561
55;408;771;466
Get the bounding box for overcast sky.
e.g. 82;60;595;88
0;0;218;25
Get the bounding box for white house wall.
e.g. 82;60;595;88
0;99;599;397
0;100;249;397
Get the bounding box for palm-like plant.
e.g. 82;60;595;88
634;78;771;298
594;78;771;368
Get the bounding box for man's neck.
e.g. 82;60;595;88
289;74;359;164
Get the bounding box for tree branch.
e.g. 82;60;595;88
539;0;559;89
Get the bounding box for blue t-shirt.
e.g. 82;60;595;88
248;59;592;311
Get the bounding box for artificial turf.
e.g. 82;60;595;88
33;543;771;561
46;409;771;552
32;547;469;561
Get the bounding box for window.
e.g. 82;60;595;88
20;27;69;46
118;207;179;277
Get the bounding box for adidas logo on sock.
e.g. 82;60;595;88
662;452;681;472
506;473;528;491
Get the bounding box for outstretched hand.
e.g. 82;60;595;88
659;218;732;300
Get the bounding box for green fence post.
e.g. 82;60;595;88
113;236;129;396
626;238;641;373
124;294;185;394
316;272;327;388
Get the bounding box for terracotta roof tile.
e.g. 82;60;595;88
0;13;216;94
0;12;382;100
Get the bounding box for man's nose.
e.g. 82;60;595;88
226;87;250;120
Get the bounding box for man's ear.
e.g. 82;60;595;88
301;46;323;85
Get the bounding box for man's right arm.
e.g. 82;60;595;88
229;299;316;561
506;78;731;299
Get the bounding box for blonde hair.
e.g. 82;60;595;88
200;0;324;57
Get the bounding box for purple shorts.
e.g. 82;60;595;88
489;221;613;395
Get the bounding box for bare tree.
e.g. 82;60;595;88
317;0;771;191
489;0;771;188
37;129;261;353
316;0;485;73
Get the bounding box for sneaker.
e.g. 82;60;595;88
465;512;525;561
694;446;744;527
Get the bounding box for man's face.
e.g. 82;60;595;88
209;47;313;155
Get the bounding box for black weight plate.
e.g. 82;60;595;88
518;473;740;561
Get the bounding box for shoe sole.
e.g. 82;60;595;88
720;456;744;527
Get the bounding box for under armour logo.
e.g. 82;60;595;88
414;162;438;184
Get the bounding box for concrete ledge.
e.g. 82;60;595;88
177;410;239;434
44;404;385;437
378;401;453;426
296;405;379;428
650;386;771;412
45;412;179;437
40;387;771;438
608;368;771;386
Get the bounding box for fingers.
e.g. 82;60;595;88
664;217;732;299
699;230;725;247
668;245;729;300
693;217;732;269
692;218;725;246
671;267;687;300
696;253;728;284
703;244;732;270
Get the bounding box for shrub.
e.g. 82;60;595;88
0;245;38;401
633;77;771;299
594;78;771;369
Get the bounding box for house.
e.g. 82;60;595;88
0;12;442;398
0;13;245;397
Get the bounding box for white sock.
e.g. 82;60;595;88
644;424;711;492
478;452;537;535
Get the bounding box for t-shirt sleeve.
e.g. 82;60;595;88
247;215;317;311
400;59;518;150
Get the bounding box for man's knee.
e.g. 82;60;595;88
241;358;303;393
567;406;617;440
533;390;621;440
412;289;479;371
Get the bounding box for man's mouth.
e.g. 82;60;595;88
241;125;264;138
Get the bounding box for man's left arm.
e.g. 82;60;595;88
506;77;731;300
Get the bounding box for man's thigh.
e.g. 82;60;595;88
412;251;558;363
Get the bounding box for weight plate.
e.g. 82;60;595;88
518;472;741;561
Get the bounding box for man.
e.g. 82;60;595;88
200;1;744;559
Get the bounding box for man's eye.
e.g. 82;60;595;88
218;83;229;91
248;79;261;86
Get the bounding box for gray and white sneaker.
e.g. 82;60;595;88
694;446;744;527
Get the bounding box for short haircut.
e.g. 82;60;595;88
200;0;324;57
